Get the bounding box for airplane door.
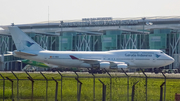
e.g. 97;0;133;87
153;54;156;63
44;55;49;63
131;57;134;62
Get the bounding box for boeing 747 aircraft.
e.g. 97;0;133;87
8;26;174;72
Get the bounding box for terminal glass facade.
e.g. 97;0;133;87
1;16;180;70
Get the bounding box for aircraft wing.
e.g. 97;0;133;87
69;55;126;66
14;50;37;56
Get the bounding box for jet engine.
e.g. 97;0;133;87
99;62;110;69
117;64;128;69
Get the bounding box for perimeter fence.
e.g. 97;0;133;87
0;69;180;101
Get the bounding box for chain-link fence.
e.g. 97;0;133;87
0;70;180;101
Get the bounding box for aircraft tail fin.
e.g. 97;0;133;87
8;26;43;51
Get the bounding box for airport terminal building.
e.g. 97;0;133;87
0;16;180;71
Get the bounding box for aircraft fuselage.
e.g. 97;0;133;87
14;49;174;69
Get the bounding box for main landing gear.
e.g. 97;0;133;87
87;68;105;74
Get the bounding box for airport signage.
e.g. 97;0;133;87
82;17;112;21
60;17;139;27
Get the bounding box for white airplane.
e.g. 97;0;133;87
8;26;174;71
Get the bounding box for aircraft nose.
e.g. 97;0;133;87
166;56;175;65
170;57;175;63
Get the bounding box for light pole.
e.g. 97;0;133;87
140;17;146;49
60;21;63;51
142;17;146;34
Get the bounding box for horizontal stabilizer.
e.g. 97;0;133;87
14;51;37;56
7;51;13;54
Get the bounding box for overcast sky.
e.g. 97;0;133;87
0;0;180;25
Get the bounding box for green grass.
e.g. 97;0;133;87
0;72;180;101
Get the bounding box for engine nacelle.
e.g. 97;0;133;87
100;62;110;69
117;64;128;69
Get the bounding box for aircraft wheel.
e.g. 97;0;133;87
174;70;177;74
97;70;102;74
178;69;180;73
168;70;171;74
154;68;159;74
51;68;56;72
88;70;92;74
